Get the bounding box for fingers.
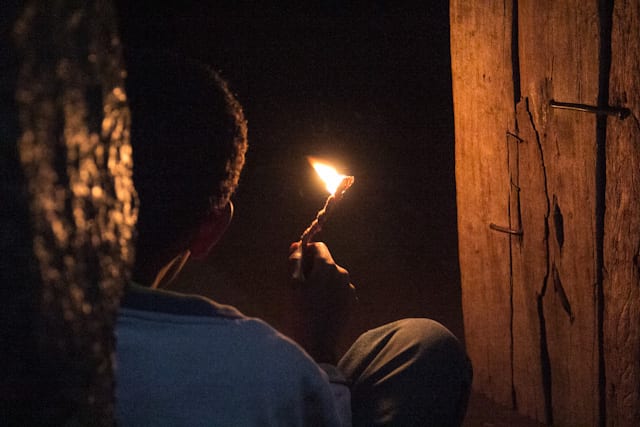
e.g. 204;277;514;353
289;242;339;275
307;241;336;265
288;241;357;294
305;243;351;289
288;241;335;267
288;241;336;263
285;241;358;363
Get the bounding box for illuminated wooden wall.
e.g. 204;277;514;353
450;1;639;426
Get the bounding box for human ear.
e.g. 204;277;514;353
189;201;233;260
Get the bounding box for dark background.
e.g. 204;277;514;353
114;1;462;347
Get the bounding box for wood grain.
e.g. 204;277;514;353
604;1;640;425
450;0;514;407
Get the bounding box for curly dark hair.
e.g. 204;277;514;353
124;48;248;260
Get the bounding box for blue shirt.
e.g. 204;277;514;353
115;284;349;426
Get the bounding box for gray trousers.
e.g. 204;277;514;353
338;318;473;426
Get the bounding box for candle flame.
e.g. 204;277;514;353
308;157;347;195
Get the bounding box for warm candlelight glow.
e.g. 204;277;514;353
293;157;354;281
308;157;347;195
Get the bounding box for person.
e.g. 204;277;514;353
115;48;472;426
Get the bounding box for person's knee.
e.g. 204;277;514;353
340;318;473;426
384;318;471;377
387;318;458;348
341;318;471;375
391;318;472;425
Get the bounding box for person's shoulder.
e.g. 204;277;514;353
118;284;320;374
119;283;329;380
116;285;341;425
231;317;336;404
231;316;320;370
118;282;244;320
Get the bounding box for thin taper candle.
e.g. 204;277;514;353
292;168;354;281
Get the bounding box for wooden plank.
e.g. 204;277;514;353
516;1;600;425
604;1;640;425
510;100;548;423
450;0;514;406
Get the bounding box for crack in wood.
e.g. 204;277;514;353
510;0;521;410
635;243;640;281
525;96;554;425
552;195;565;251
511;0;521;108
506;130;517;411
552;263;575;323
631;112;640;132
596;1;614;424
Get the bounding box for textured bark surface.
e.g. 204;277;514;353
452;1;639;426
3;0;137;424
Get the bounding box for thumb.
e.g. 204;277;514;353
289;241;301;256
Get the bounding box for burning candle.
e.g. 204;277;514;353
292;157;355;281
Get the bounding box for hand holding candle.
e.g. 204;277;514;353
291;158;355;281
